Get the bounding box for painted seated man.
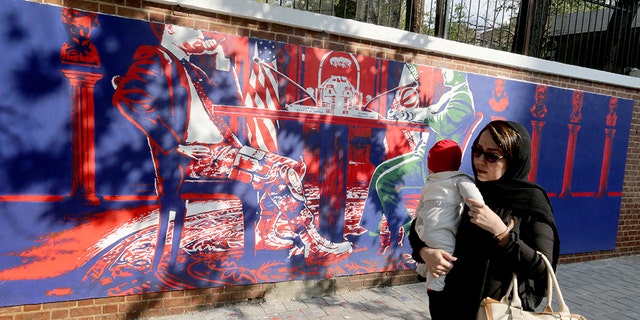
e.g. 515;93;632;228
112;23;351;271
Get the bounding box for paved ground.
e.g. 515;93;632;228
143;254;640;320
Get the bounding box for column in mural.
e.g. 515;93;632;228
559;90;583;198
528;85;548;182
60;8;102;204
597;97;618;198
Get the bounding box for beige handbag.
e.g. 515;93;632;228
477;251;586;320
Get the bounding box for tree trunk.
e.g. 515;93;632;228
406;0;425;32
527;0;552;57
435;0;448;38
602;0;639;73
512;0;551;56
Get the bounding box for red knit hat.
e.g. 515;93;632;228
428;139;462;173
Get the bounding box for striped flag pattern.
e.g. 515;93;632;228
244;40;280;153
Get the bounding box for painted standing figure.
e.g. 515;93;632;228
358;68;478;254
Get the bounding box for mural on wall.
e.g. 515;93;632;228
0;0;633;307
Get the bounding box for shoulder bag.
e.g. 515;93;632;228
477;251;586;320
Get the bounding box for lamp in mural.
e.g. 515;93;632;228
317;52;361;115
282;51;379;119
60;8;102;204
559;90;583;198
597;97;618;198
528;84;548;183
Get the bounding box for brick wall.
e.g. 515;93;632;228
2;0;638;319
0;270;417;320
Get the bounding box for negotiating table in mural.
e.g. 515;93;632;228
190;105;431;250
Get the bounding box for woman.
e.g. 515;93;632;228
409;120;560;319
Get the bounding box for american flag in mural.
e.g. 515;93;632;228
244;39;280;153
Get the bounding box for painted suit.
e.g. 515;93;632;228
113;45;202;270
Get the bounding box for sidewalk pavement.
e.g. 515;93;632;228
143;254;640;320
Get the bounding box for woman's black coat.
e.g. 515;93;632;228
409;121;560;319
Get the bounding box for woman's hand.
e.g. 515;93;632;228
419;247;456;278
466;197;507;236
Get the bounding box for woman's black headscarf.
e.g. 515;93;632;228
471;120;560;268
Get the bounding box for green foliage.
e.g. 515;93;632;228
334;0;357;19
552;0;603;15
446;3;476;44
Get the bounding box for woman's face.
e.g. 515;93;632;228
473;130;508;182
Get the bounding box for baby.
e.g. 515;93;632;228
414;139;484;291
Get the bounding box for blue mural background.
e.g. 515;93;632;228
0;0;633;307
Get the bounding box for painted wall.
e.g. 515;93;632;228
0;0;633;307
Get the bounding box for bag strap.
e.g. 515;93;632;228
537;251;571;316
503;273;522;307
501;251;572;317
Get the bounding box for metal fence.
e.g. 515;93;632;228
254;0;640;76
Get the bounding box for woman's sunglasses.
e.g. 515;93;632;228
471;145;504;163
